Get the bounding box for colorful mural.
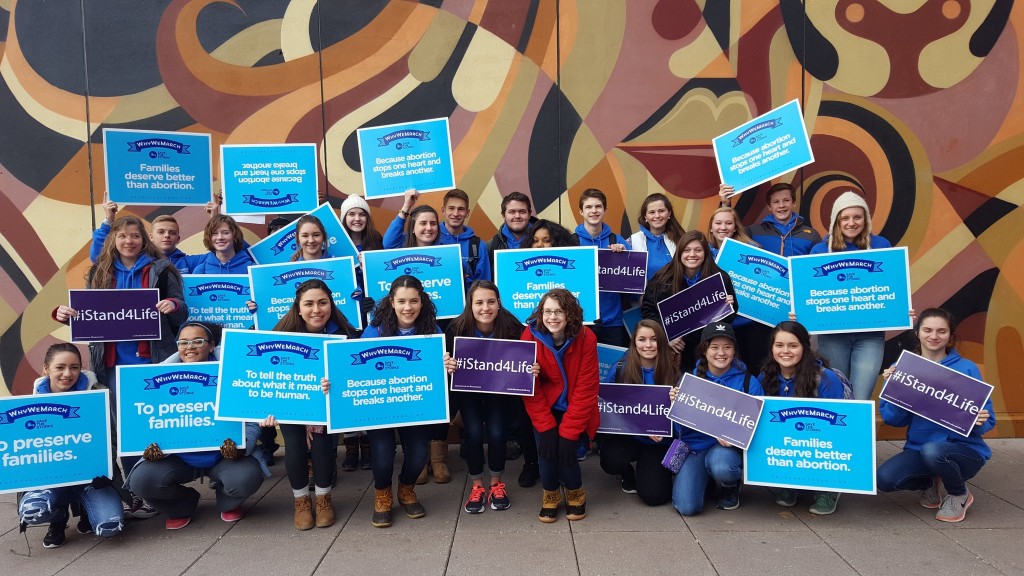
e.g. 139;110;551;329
1;1;1021;436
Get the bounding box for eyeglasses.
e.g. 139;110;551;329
542;309;565;318
176;338;209;348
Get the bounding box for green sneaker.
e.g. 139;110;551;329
775;488;799;507
810;492;840;515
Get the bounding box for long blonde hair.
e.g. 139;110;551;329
707;207;758;249
89;216;162;288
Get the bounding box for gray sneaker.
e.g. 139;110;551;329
935;491;973;523
919;484;941;509
809;492;840;515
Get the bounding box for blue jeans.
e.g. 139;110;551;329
128;455;264;517
533;428;583;491
817;332;885;400
877;443;986;497
367;425;431;489
705;444;742;488
20;485;123;537
671;449;710;516
456;391;508;477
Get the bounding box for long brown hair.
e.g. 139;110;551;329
828;205;871;251
649;230;723;293
404;206;440;248
343;207;383;251
447;280;524;340
760;321;825;398
89;216;163;288
272;279;357;337
706;207;758;249
525;288;584;341
618;319;680;386
290;215;327;261
637;193;685;246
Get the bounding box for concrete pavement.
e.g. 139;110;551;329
3;439;1023;576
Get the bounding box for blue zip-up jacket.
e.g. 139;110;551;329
880;351;995;460
361;324;443;338
383;215;407;249
763;362;845;399
184;249;255;275
673;360;763;451
809;234;891;254
748;214;821;256
575;223;627;327
91;222;192;273
628;226;675;280
439;224;492;290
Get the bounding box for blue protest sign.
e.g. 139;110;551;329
216;329;342;425
744;397;876;494
249;203;360;265
103;128;212;205
714;238;791;327
0;390;112;494
248;257;362;330
69;288;161;342
880;351;994;437
357;118;456;199
623;306;642;337
597;383;672;436
182;274;253;329
362;245;465;319
325;335;450;433
493;246;600;323
789;247;912;334
221;144;319;215
597;344;627;382
598;250;647;294
116;363;244;456
712;100;814;195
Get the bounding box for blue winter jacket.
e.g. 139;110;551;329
748;214;821;256
880;351;995;460
439;224;491;290
183;249;255;275
809;234;891;254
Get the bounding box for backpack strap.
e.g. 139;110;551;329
467;236;480;277
742;371;751;394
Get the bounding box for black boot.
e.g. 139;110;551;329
341;436;359;472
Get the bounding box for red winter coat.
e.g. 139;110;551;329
520;325;600;441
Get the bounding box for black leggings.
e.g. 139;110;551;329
280;424;336;491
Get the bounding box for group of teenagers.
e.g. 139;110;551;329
21;180;995;550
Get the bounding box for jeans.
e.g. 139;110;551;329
533;427;583;491
280;424;337;491
20;486;123;537
877;443;986;497
367;425;431;489
671;449;710;516
817;331;885;400
705;444;742;487
128;455;264;517
456;391;509;477
597;434;672;506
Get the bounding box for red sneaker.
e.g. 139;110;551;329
220;508;244;522
165;517;191;530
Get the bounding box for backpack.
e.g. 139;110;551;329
816;366;855;399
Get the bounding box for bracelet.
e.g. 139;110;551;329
399;209;409;217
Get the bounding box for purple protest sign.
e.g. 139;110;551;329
598;383;672;436
657;273;734;341
879;351;994;437
598;250;648;294
69;289;162;342
667;373;764;449
451;337;537;396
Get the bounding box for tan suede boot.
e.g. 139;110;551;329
294;494;314;530
416;463;428;485
372;486;393;528
429;440;451;484
538;489;562;523
398;483;426;519
565;487;587;521
314;493;335;528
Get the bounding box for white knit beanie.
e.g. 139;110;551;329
828;191;871;251
339;194;370;220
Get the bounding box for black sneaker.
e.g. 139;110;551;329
464;484;486;514
43;522;67;549
717;485;740;510
518;462;540;488
620;465;638;494
76;512;93;534
506;440;522;461
488;482;511;511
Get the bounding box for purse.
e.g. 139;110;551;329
661;438;692;474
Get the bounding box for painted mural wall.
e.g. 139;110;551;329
0;1;1021;436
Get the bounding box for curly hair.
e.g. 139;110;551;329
525;288;584;341
272;279;358;338
290;215;328;261
89;216;163;289
618;319;681;386
447;280;524;340
368;275;438;336
759;321;825;398
523;219;578;248
203;215;245;253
